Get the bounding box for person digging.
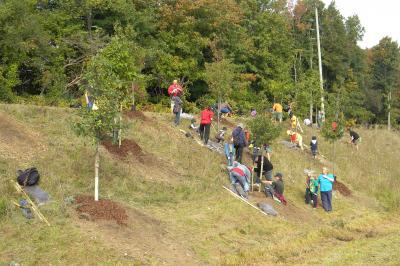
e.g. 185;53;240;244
262;173;287;205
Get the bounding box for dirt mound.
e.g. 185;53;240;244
102;139;145;160
220;117;235;127
125;110;147;121
75;195;128;225
334;181;352;196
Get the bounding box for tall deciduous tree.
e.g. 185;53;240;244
205;58;238;130
369;37;400;129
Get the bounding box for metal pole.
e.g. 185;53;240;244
315;7;325;119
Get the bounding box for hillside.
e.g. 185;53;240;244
1;104;400;265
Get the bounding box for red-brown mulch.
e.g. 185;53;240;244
334;181;352;196
102;139;145;162
75;195;128;225
125;110;147;121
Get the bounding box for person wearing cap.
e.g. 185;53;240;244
232;123;247;163
199;106;214;145
227;161;251;199
318;167;335;212
263;173;286;204
168;80;183;113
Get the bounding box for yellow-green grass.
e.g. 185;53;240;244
0;104;399;265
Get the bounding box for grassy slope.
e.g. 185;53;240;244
0;104;399;265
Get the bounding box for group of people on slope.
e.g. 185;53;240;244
305;167;335;212
168;80;358;213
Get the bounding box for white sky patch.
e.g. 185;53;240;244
322;0;400;48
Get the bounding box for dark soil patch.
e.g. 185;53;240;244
220;117;235;128
125;110;147;121
335;235;354;242
75;195;128;225
334;181;352;196
102;139;145;162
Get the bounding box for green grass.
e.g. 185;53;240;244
1;104;400;265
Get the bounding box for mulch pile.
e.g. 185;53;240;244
334;181;352;196
125;110;147;121
75;195;128;225
102;139;145;162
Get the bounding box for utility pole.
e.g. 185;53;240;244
315;7;325;120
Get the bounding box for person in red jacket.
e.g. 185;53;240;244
168;80;183;113
199;106;214;145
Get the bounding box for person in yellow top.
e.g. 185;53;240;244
290;114;297;130
272;103;283;122
287;130;303;150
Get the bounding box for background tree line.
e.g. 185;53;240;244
0;0;399;126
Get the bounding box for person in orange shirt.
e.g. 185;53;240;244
272;102;283;122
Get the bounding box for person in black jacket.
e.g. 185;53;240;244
254;155;273;182
348;128;360;150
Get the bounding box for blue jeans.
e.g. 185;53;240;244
224;143;235;166
174;111;181;125
321;191;332;211
229;172;249;192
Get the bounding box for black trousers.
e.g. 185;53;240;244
234;145;244;163
305;188;318;208
199;123;211;144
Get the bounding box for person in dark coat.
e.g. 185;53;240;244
231;123;247;163
254;155;273;182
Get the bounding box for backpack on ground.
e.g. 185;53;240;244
17;167;40;186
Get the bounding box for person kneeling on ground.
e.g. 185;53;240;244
305;173;318;208
263;173;286;205
215;127;227;143
318;167;335;212
227;161;251;199
189;118;199;132
219;102;233;117
287;130;304;150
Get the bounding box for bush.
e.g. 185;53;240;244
248;114;281;147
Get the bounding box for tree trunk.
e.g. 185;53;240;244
119;104;122;147
388;90;391;131
217;96;221;131
94;144;100;201
332;140;336;175
309;100;313;124
259;150;264;192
